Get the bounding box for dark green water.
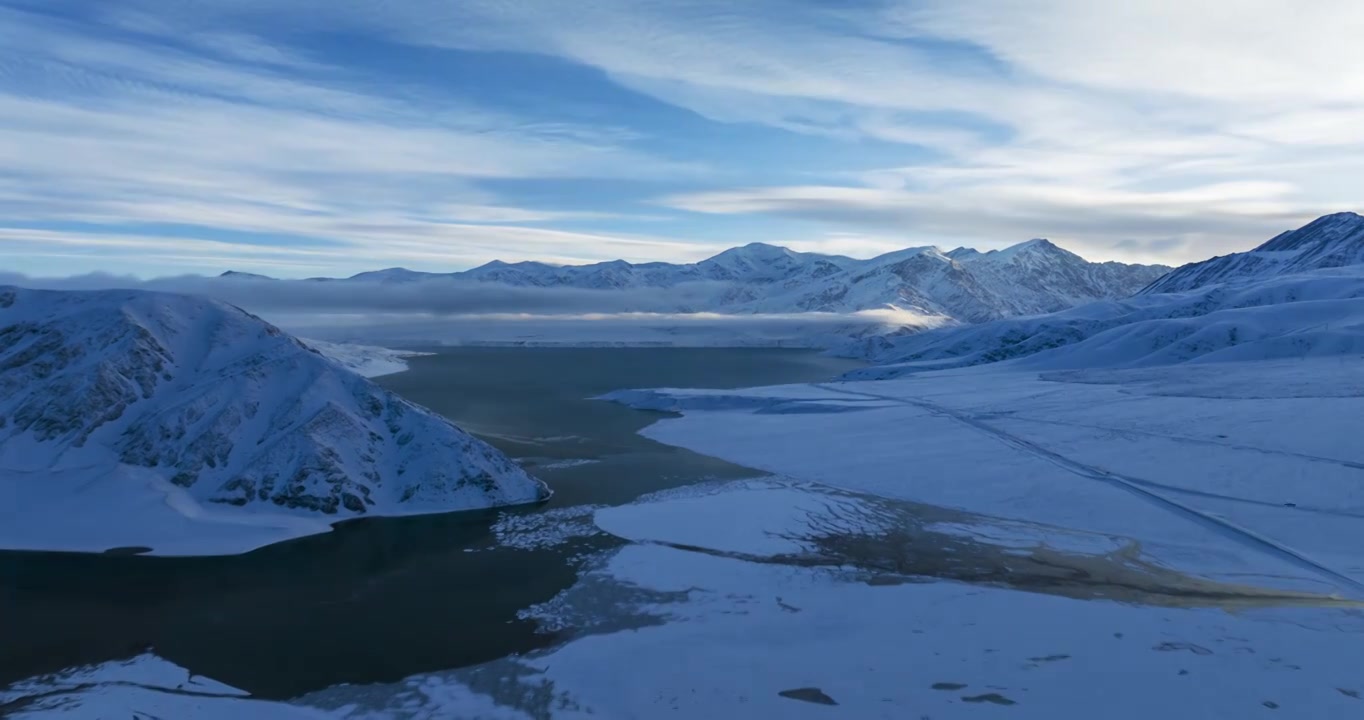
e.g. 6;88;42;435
0;348;860;699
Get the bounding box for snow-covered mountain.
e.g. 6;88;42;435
725;239;1168;321
0;286;548;548
458;240;1168;320
1142;212;1364;294
222;239;1167;324
844;267;1364;379
843;213;1364;379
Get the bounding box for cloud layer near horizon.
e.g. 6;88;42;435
0;272;734;315
0;271;939;347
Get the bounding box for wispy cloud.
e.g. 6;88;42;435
0;224;727;276
2;0;1362;273
0;3;709;275
239;0;1361;263
660;182;1314;264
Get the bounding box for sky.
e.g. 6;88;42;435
1;0;1362;278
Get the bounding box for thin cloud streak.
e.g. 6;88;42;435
0;3;709;274
0;226;730;277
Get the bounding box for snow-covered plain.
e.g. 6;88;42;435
10;480;1364;718
606;360;1364;593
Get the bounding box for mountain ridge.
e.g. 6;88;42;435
842;213;1364;376
218;237;1170;324
1141;212;1364;294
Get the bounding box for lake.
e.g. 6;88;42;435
0;347;861;699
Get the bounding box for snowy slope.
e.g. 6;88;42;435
1143;211;1364;294
845;213;1364;377
0;286;548;553
845;267;1364;378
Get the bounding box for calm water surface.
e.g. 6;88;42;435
0;348;861;698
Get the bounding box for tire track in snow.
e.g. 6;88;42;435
993;414;1364;472
812;383;1364;595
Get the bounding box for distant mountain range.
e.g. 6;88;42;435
845;212;1364;377
224;238;1170;324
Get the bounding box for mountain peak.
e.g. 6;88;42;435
347;267;430;283
218;270;272;280
1015;238;1059;251
975;238;1074;263
865;245;945;267
708;242;796;261
741;241;789;251
1255;211;1364;254
1144;210;1364;295
468;259;559;272
1313;211;1364;224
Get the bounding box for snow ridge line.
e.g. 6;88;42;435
812;383;1364;596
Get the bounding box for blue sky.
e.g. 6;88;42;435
1;0;1361;278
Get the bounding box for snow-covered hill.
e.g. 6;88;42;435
1142;212;1364;294
0;286;548;554
842;213;1364;379
845;267;1364;379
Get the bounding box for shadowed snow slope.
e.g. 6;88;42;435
0;286;547;554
